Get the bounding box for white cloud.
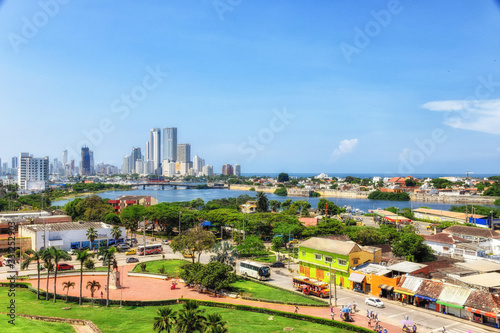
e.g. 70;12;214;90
330;138;358;162
421;98;500;135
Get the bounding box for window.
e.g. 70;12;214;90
443;246;449;252
325;256;333;263
338;259;347;266
302;251;305;257
314;253;322;261
353;259;358;265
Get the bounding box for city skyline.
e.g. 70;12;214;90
1;2;499;174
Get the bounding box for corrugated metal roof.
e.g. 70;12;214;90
22;221;113;232
456;260;500;273
386;261;427;273
300;237;360;255
438;284;472;306
415;280;444;299
459;273;500;288
401;276;424;292
355;263;392;276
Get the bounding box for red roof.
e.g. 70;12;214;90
423;233;469;245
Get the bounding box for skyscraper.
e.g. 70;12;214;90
81;147;91;176
62;150;68;165
131;147;142;173
12;156;18;170
177;144;191;163
234;164;241;177
193;155;205;174
222;164;233;176
163;127;177;162
18;152;49;190
148;128;161;174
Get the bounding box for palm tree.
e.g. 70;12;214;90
204;313;228;333
62;281;75;303
98;246;117;307
86;280;101;307
76;249;94;305
87;227;98;251
153;307;177;333
111;226;122;244
21;249;44;300
42;250;54;301
49;247;71;303
176;300;206;333
209;241;238;268
256;191;268;212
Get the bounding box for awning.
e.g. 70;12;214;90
415;295;437;302
394;289;414;296
436;301;463;309
378;284;394;291
465;307;498;319
348;273;365;283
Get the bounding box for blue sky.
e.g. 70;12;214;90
1;0;499;175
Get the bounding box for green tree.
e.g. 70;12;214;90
273;187;287;196
392;233;434;262
204;313;228;333
153;307;177;333
210;241;238;267
405;178;417;187
198;262;237;296
277;173;290;182
42;250;54;301
176;300;206;333
76;249;95;305
255;192;269;212
62;281;75;303
120;205;148;238
49;247;71;303
170;227;216;263
179;262;204;285
98;246;117;307
236;235;266;257
104;213;122;225
86;227;98;250
86;280;101;307
269;200;281;212
483;181;500;197
430;178;453;189
111;226;122;243
272;236;283;253
21;249;44;300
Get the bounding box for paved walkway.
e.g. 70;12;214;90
16;264;403;333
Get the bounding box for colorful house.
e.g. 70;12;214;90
298;237;380;288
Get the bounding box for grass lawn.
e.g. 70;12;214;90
0;316;75;333
252;254;276;263
0;288;350;333
229;278;326;305
131;259;190;277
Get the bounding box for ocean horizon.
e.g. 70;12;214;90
240;172;498;179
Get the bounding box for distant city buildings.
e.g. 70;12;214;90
18;152;49;190
80;147;92;176
235;164;241;177
222;164;234;176
163;127;177;162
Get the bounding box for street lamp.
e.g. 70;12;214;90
329;261;337;307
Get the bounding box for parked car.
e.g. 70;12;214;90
126;257;139;263
118;243;131;250
365;297;384;308
57;263;74;271
2;258;15;266
125;249;136;255
68;249;76;255
270;261;286;268
290;239;299;244
162;240;170;245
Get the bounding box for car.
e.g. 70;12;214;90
290;239;299;244
125;249;136;255
57;263;74;271
2;258;15;266
270;261;286;268
118;243;131;250
126;257;139;263
162;240;170;245
365;297;384;308
68;249;76;255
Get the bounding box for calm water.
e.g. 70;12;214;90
51;188;469;212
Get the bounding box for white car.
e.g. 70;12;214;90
365;297;384;308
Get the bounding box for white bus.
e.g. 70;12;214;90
138;244;163;255
239;260;271;280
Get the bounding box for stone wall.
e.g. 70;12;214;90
15;313;101;333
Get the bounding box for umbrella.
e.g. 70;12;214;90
341;307;351;313
401;320;415;325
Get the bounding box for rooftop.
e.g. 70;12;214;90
456;260;500;273
414;208;487;220
423;233;470;245
459;272;500;288
300;237;360;256
386;261;428;273
22;221;115;233
444;225;500;239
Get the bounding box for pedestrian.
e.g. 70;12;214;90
100;291;103;299
330;305;333;313
368;318;372;327
375;312;378;320
367;309;370;318
353;300;357;312
383;328;387;333
442;327;446;333
331;311;335;320
294;306;299;313
370;310;373;318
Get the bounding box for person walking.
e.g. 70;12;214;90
442;327;446;333
367;309;370;318
331;311;335;320
294;306;299;313
353;300;357;312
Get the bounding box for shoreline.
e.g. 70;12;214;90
49;188;132;203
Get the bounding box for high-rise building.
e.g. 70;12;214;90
148;128;161;174
18;152;49;190
193;155;205;175
163;127;177;162
177;144;191;163
80;147;92;176
222;164;233;176
131;147;142;173
62;150;68;165
12;156;18;170
234;164;241;177
70;160;75;175
202;165;214;177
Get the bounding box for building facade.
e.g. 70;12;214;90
17;152;49;190
177;143;191;163
163;127;177;162
222;164;233;175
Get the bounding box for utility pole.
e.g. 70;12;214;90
329;263;332;306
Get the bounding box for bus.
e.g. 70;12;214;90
239;260;271;281
138;244;163;255
292;276;330;298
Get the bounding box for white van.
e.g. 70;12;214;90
2;258;15;266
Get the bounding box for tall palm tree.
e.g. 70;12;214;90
209;241;238;268
86;280;101;307
87;227;98;251
42;250;54;301
176;300;206;333
76;249;94;305
111;226;122;244
50;247;71;303
153;307;177;333
99;246;117;307
256;191;268;212
204;313;228;333
21;249;44;300
62;281;75;303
